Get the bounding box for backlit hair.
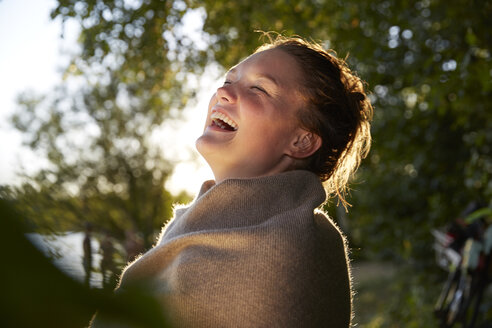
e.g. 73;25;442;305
256;35;373;208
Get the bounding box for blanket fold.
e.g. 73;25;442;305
117;170;352;328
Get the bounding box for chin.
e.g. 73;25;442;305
195;136;215;167
195;134;207;157
195;132;229;158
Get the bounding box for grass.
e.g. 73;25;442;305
351;261;440;328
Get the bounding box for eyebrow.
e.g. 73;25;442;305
227;68;279;87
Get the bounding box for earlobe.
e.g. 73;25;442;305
288;130;322;159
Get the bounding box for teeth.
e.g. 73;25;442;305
211;112;238;131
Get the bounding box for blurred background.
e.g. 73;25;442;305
0;0;491;326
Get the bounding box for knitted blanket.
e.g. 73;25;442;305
111;170;352;327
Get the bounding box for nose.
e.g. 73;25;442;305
216;83;237;104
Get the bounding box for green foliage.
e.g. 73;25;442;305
9;0;199;248
0;199;171;328
338;0;492;265
6;0;491;323
192;0;491;323
1;184;82;233
353;263;443;327
194;0;491;263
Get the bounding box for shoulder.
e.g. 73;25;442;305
308;210;351;287
290;210;353;327
276;208;348;257
312;210;349;253
283;209;350;273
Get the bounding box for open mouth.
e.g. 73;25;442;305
210;112;238;131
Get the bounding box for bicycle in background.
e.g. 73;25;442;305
433;204;492;328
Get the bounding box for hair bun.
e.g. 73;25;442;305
351;91;365;102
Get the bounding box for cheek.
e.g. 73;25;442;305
208;93;218;112
203;93;217;128
242;95;265;115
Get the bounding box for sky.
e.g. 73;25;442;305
0;0;214;196
0;0;64;183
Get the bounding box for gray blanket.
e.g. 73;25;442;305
103;170;352;327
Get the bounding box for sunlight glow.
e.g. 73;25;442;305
0;0;217;197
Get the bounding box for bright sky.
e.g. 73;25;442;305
0;0;214;196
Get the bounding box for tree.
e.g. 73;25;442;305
11;0;492;265
8;0;490;325
9;0;203;247
197;0;491;263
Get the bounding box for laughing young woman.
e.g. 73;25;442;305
94;35;373;328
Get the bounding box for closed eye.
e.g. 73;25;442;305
223;80;232;86
252;85;268;95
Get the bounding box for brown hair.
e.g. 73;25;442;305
256;35;373;208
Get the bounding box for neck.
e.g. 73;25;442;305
210;156;296;184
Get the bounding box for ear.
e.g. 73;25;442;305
287;129;322;159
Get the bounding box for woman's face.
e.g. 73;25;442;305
196;48;307;182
